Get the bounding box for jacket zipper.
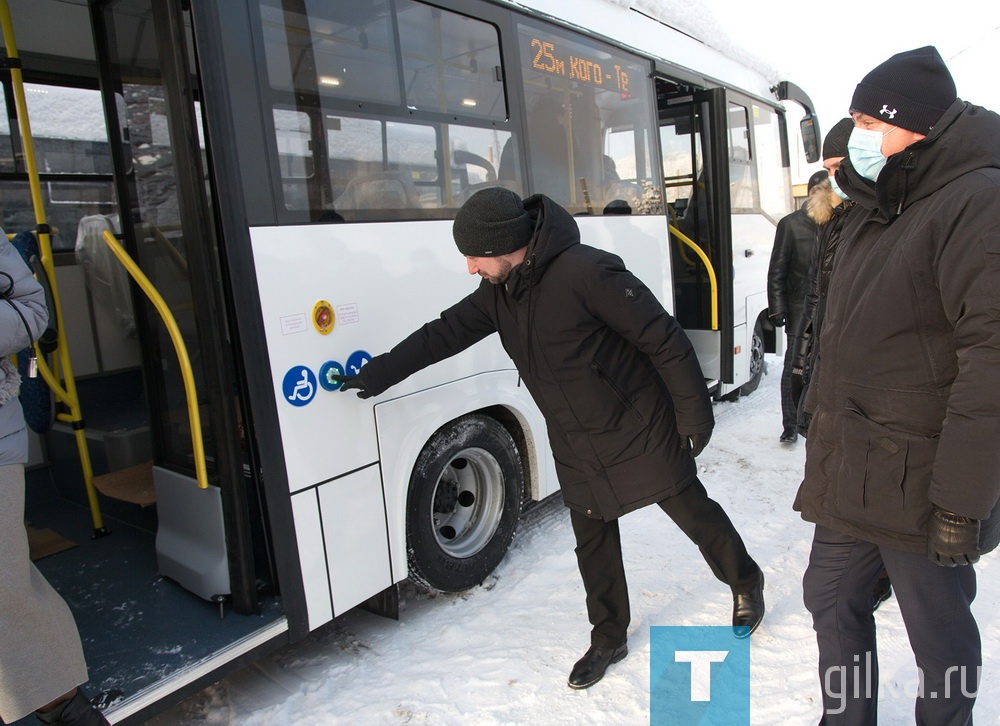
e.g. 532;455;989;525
591;362;643;422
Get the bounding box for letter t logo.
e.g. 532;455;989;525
674;650;729;701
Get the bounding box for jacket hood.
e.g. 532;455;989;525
508;194;580;296
863;100;1000;218
804;178;843;226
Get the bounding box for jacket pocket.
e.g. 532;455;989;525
836;400;937;534
591;362;644;423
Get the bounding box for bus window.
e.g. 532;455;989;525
728;102;757;212
260;0;520;222
0;83;115;250
517;22;658;215
752;104;793;221
0;84;12;173
260;0;399;106
397;0;506;122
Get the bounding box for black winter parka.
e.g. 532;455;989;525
766;203;818;335
794;100;1000;554
360;195;713;521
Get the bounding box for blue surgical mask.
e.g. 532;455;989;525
829;172;850;200
848;126;896;181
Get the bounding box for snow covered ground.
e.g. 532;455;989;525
152;356;1000;725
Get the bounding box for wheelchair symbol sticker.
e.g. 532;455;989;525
283;366;317;406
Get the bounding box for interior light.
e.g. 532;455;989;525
319;76;341;87
461;98;478;107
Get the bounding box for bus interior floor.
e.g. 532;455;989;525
9;495;283;726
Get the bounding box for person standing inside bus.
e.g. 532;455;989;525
795;46;1000;724
335;186;765;689
766;169;828;445
0;234;109;726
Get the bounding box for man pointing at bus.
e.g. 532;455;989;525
334;186;764;689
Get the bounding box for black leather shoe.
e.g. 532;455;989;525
35;688;109;726
871;570;893;612
567;643;628;689
779;428;798;444
733;573;765;638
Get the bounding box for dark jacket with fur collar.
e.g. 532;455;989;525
794;100;1000;553
361;194;712;520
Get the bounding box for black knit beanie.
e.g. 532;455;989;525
822;118;854;160
850;46;956;134
453;187;535;257
807;170;829;193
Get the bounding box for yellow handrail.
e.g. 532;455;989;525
101;230;208;489
0;0;106;533
668;223;718;331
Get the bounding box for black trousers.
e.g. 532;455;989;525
569;477;760;648
803;525;979;725
780;331;798;431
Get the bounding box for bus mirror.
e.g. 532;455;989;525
800;113;821;164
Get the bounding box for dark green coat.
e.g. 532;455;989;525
362;194;713;520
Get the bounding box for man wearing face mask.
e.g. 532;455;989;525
794;46;1000;724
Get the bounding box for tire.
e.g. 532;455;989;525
406;414;522;593
738;318;765;396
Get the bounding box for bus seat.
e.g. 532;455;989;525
454;179;523;206
334;172;421;212
75;214;135;338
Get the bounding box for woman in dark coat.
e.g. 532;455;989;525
341;187;763;689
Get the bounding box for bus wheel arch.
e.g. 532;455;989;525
406;412;523;593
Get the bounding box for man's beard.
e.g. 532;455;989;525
481;259;513;285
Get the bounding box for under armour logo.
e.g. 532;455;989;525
880;105;897;119
625;288;635;298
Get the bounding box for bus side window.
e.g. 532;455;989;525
752;104;793;221
728;102;758;212
516;22;659;215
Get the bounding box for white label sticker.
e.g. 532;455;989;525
336;303;360;325
280;313;309;335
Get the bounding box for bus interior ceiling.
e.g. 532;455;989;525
4;2;282;722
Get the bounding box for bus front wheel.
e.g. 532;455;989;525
406;414;522;593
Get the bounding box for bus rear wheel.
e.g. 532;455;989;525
406;414;522;593
739;318;765;396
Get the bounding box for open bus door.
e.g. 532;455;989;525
90;0;264;615
655;80;735;389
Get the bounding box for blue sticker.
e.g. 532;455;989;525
318;361;345;391
346;350;372;376
650;626;750;725
283;366;317;406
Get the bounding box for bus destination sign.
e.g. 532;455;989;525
528;37;632;96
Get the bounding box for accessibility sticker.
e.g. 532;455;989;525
282;366;317;406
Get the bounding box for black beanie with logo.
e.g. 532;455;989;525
850;46;956;134
453;187;535;257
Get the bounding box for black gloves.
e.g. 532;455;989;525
329;373;374;399
927;505;981;567
770;313;787;327
681;431;711;458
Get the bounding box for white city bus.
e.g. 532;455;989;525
1;0;819;721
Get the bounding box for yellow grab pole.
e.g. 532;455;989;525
0;0;106;533
668;223;718;331
101;230;208;489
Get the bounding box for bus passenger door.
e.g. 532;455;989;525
656;82;733;385
91;0;261;614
